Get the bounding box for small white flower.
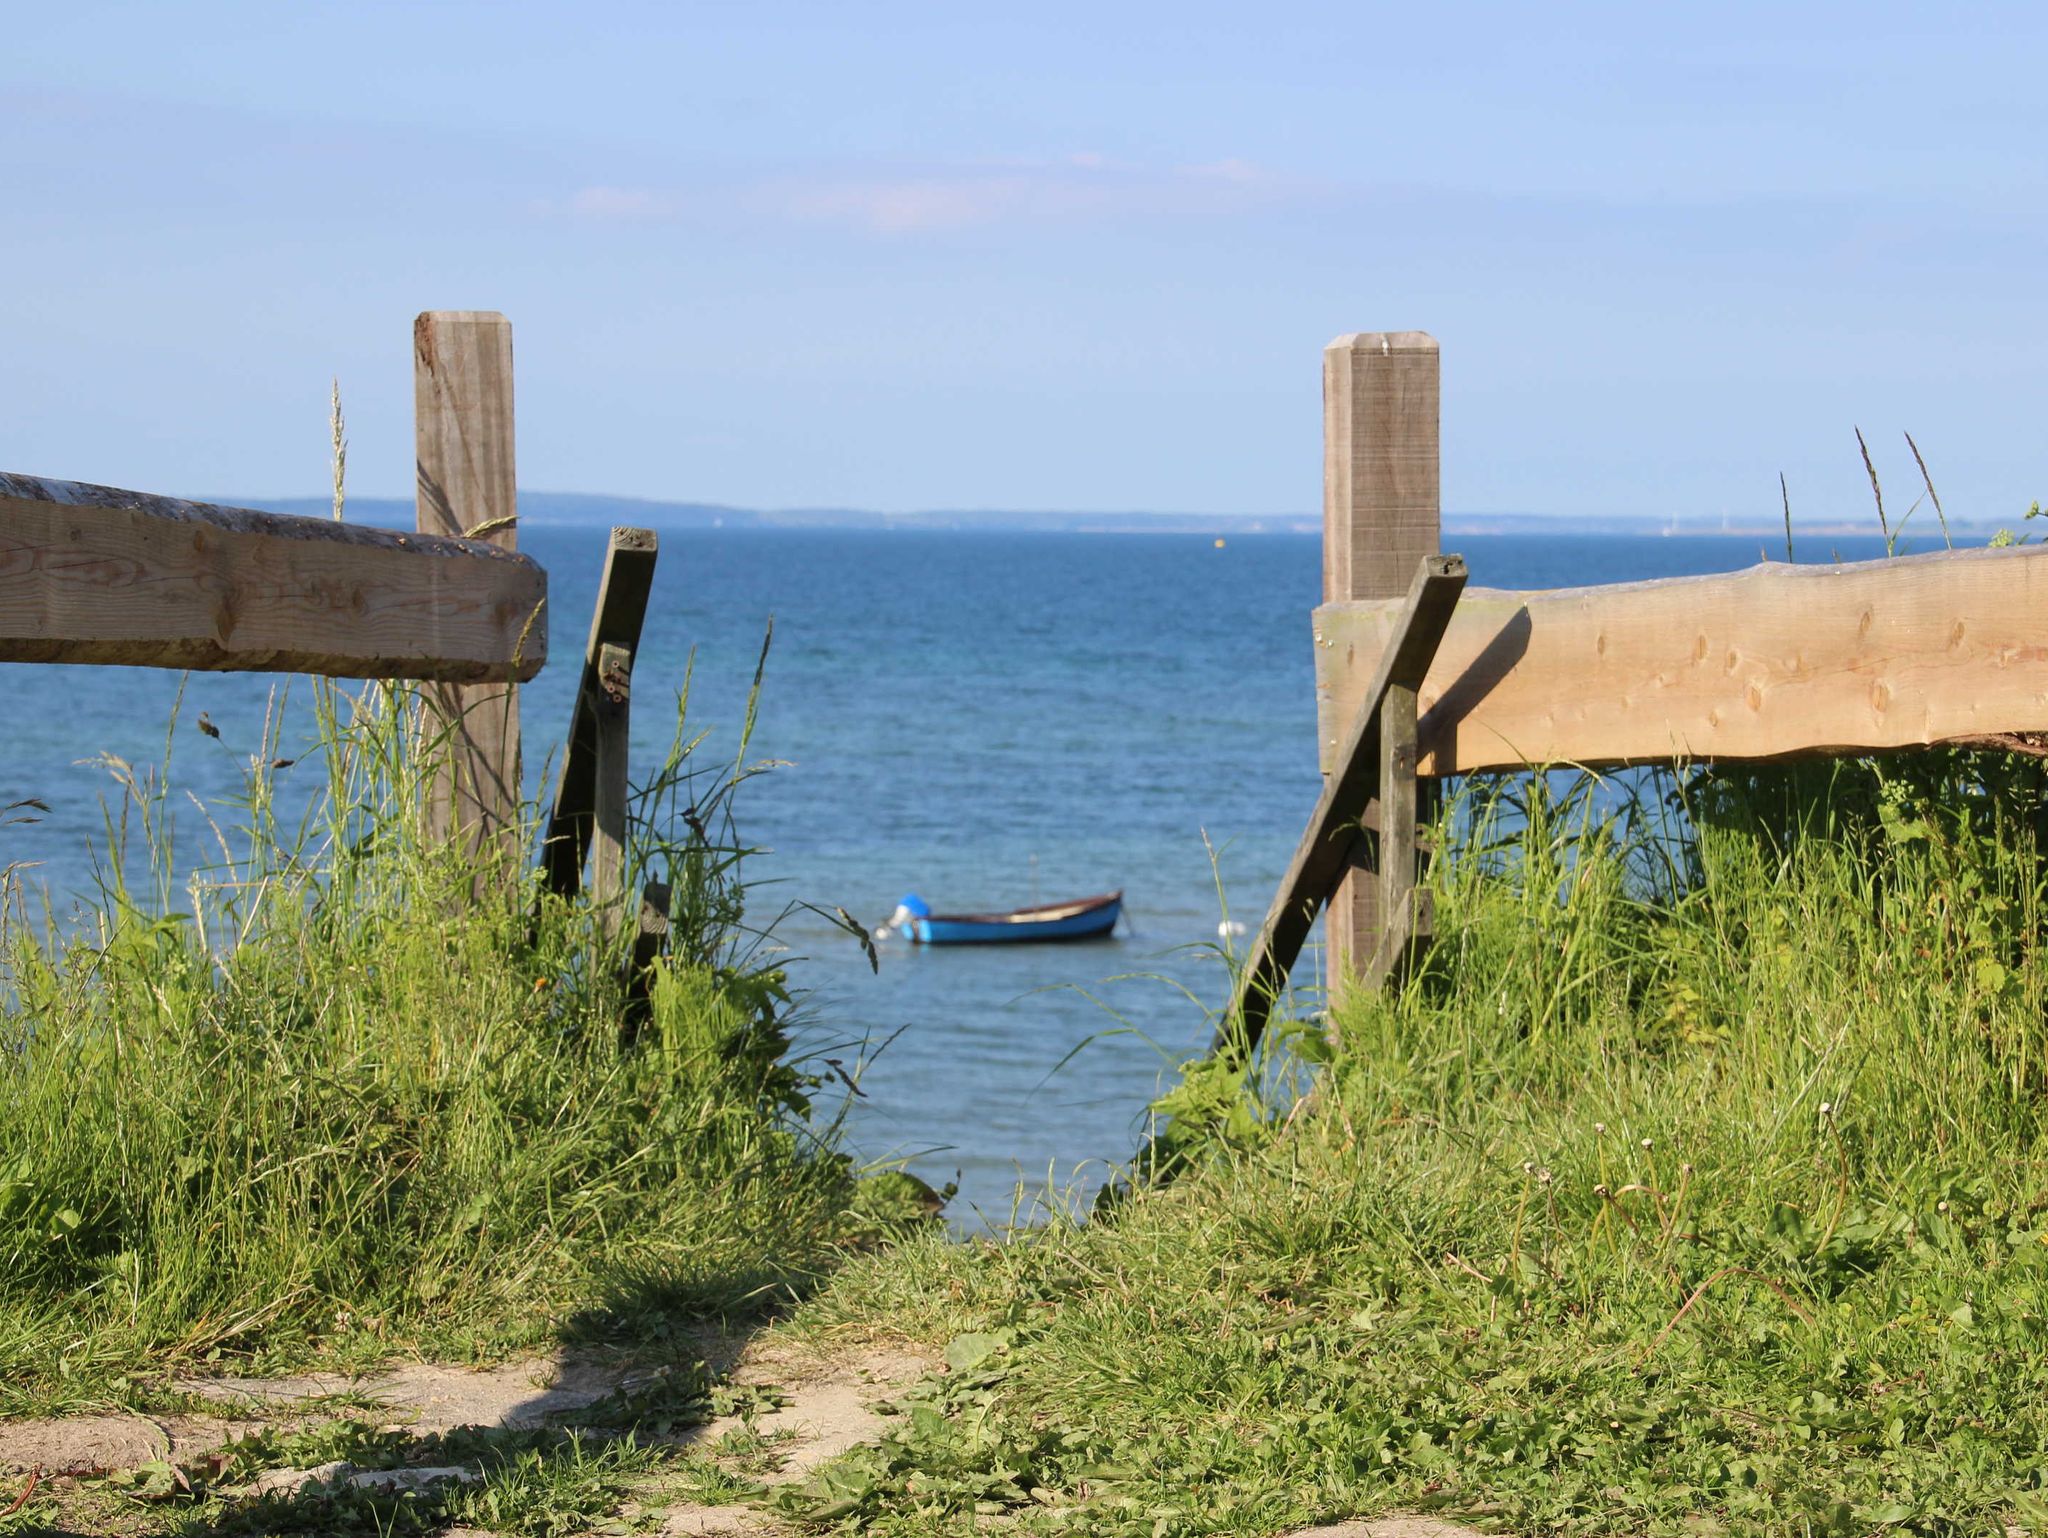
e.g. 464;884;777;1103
1594;1122;1607;1135
1640;1138;1653;1151
1819;1101;1834;1117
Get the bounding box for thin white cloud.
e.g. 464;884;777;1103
767;156;1296;233
763;172;1112;233
1183;157;1266;184
567;184;677;219
544;155;1296;234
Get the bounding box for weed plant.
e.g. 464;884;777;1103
792;758;2048;1535
0;664;859;1417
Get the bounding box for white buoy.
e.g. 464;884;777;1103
1218;919;1247;938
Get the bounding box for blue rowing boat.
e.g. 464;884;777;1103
887;891;1122;945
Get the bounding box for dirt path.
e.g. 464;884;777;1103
1;1336;931;1536
1;1343;1484;1537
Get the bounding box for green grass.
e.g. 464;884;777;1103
16;446;2048;1534
0;665;864;1419
783;761;2048;1535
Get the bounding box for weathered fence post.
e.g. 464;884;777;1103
589;640;634;935
415;311;523;864
1223;554;1466;1056
1367;654;1426;990
1322;331;1440;1008
539;526;659;903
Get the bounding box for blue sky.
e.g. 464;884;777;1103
4;2;2044;524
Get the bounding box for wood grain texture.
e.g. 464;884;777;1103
1370;677;1421;993
1363;886;1433;989
1226;555;1467;1053
1323;333;1440;603
1315;545;2048;774
415;311;523;850
540;527;659;900
0;473;545;679
590;641;634;934
1321;331;1440;998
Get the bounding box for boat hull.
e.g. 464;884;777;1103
908;892;1122;945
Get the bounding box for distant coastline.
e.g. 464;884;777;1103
225;491;2007;542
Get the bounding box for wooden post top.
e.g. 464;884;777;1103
415;309;511;337
1327;331;1438;355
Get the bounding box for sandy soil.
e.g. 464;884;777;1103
0;1335;926;1534
0;1343;1483;1537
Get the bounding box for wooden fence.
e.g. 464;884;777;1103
25;313;2040;1035
1228;329;2048;1045
0;310;654;925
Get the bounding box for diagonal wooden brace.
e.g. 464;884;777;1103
1219;553;1466;1057
539;527;659;901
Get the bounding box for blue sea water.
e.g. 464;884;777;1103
0;528;1896;1222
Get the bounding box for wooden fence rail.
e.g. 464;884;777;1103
1239;326;2048;1039
1316;545;2048;775
0;472;545;680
